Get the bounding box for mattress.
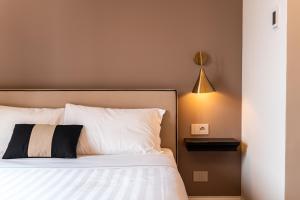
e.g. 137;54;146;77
0;149;188;200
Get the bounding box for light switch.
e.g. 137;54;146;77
193;171;208;182
191;124;209;135
272;7;279;29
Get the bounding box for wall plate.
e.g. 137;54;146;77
191;124;209;135
193;171;208;182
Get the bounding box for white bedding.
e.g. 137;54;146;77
0;149;188;200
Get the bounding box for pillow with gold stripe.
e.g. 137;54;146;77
2;124;83;159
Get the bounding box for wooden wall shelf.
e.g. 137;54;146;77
184;138;240;151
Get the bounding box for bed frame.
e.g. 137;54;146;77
0;89;178;160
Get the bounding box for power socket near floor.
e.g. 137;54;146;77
193;171;208;182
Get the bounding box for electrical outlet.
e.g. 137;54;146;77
193;171;208;182
191;124;209;135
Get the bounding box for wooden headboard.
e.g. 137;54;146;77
0;89;178;159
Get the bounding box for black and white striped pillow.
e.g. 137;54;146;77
2;124;83;159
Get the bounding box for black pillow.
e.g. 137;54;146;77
3;124;83;159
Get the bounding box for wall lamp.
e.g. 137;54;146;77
192;51;216;94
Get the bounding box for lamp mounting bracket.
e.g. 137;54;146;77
194;51;209;66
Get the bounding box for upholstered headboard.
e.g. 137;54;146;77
0;90;178;159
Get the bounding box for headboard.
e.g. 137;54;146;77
0;89;178;159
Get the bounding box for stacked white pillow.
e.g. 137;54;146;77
0;106;64;156
64;104;165;155
0;104;165;157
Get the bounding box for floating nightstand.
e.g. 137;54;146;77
184;138;240;151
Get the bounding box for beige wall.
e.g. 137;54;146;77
0;0;242;196
242;0;287;199
285;0;300;199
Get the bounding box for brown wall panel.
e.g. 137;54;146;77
0;0;242;196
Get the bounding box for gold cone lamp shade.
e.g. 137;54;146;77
192;51;216;94
192;68;216;93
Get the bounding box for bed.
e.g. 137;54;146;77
0;90;188;200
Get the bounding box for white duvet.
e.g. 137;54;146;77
0;149;188;200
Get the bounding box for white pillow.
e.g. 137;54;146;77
0;106;64;157
64;103;165;155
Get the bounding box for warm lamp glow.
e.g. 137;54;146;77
179;92;221;117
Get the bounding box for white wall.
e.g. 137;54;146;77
242;0;287;199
